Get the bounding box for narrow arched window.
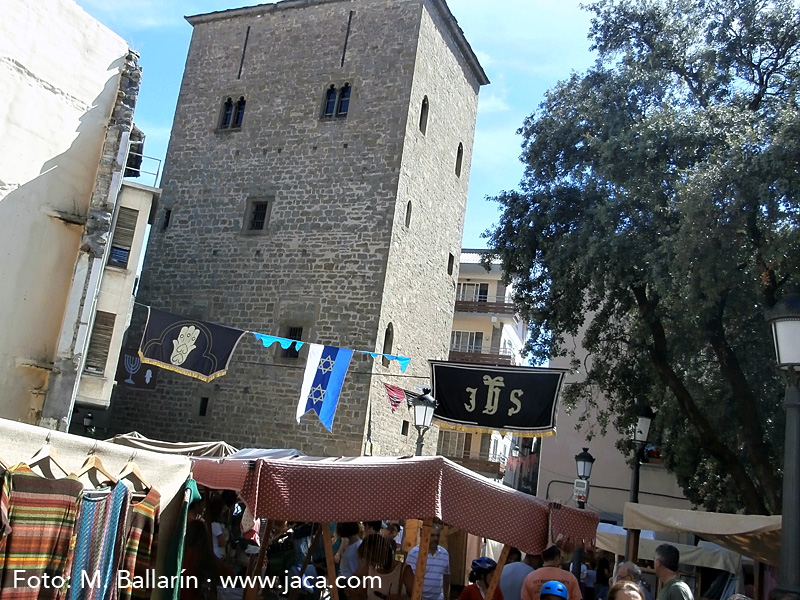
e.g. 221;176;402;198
337;83;351;117
233;96;246;128
419;96;429;134
220;97;233;129
455;142;463;177
382;323;394;367
323;85;337;117
405;201;412;228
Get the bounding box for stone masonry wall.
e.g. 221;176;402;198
367;1;482;456
112;0;483;456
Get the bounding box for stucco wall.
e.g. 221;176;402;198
0;0;130;422
111;0;484;456
539;326;694;523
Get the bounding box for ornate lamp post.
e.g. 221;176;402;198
766;291;800;594
409;388;438;456
572;447;595;580
625;403;655;560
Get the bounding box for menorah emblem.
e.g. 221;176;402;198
124;354;141;384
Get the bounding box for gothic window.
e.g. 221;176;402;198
323;85;337;117
220;97;234;129
337;83;351;117
233;97;246;128
382;323;394;367
419;96;429;134
455;143;463;177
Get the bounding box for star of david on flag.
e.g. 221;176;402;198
296;344;354;431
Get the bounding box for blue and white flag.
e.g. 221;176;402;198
296;344;354;431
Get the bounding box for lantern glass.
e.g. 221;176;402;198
772;319;800;368
575;448;595;480
634;415;652;444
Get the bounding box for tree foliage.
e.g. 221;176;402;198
486;0;800;514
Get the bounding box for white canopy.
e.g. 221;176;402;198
596;523;740;574
623;502;781;566
108;431;238;457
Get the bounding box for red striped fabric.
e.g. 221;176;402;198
0;464;83;600
119;488;160;600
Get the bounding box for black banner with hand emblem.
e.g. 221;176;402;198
430;361;565;437
138;307;246;382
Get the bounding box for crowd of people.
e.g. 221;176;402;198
172;500;792;600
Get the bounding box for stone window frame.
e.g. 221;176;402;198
419;96;429;135
217;94;246;132
241;196;275;235
320;83;352;120
274;324;305;362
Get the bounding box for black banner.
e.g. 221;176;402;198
115;349;158;389
430;361;565;436
138;308;247;382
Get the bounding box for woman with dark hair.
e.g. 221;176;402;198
207;495;229;560
181;520;232;600
458;557;504;600
356;533;404;600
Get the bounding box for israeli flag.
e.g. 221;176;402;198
296;344;354;431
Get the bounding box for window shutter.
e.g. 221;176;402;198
84;311;116;374
109;207;139;267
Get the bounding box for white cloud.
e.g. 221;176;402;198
478;91;510;114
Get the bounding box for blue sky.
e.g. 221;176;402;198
76;0;596;248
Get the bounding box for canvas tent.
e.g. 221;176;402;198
597;523;741;574
108;431;238;457
623;502;781;566
191;454;599;555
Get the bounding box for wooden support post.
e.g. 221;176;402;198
288;526;324;600
484;544;510;600
625;529;640;563
411;518;434;600
322;522;341;600
243;519;275;600
403;519;421;552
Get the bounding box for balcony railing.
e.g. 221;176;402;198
454;295;516;315
123;151;162;188
442;451;507;477
448;347;514;366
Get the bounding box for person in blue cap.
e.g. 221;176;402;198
458;557;504;600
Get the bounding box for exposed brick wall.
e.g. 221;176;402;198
111;0;483;456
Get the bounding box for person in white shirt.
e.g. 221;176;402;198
402;524;450;600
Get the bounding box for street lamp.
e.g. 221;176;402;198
766;291;800;594
625;403;655;560
572;447;595;580
408;388;437;456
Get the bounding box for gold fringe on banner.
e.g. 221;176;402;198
139;351;230;383
433;419;556;438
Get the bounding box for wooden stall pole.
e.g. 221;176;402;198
288;526;324;600
625;529;640;563
243;519;276;600
411;518;434;600
484;544;510;600
322;522;341;600
403;519;421;552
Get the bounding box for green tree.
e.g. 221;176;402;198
486;0;800;514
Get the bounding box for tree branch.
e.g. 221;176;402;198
630;285;771;514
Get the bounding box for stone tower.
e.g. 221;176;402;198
111;0;488;456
